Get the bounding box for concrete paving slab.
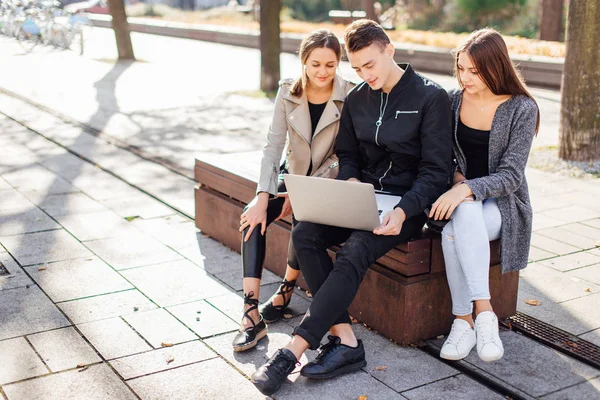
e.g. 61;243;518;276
567;263;600;286
130;214;199;250
532;213;567;231
0;177;11;190
175;234;242;272
25;257;133;303
401;374;504;400
78;317;152;360
531;233;581;256
36;192;109;217
122;308;197;348
0;207;60;236
58;289;157;324
0;189;36;213
0;285;70;340
0;252;33;291
519;263;600;302
1;165;76;195
582;219;600;230
579;329;600;347
84;234;183;271
127;357;264;400
102;194;177;220
540;206;600;224
561;293;600;333
353;324;459;393
204;292;244;323
27;326;101;372
70;172;142;201
541;377;600;399
110;340;216;380
0;337;49;385
54;211;140;241
0;229;94;266
214;266;281;291
537;226;599;250
39;151;102;182
121;259;229;307
167;300;237;339
561;223;600;241
528;246;557;262
2;363;138;400
539;251;600;272
462;330;600;398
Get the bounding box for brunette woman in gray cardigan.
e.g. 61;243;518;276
429;28;540;363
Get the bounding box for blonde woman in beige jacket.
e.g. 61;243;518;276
233;29;354;352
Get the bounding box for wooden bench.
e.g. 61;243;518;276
194;152;518;345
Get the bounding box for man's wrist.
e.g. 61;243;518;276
393;207;407;221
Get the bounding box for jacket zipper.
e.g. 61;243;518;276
375;92;389;146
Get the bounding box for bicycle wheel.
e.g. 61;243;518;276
15;26;38;52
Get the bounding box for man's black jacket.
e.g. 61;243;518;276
335;64;452;219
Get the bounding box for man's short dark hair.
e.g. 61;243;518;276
344;19;391;53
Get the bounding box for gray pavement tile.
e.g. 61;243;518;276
541;377;600;399
0;252;32;291
39;151;101;182
0;229;94;266
0;189;35;213
0;337;49;385
25;257;133;303
36;192;108;217
0;177;11;190
561;223;600;241
109;340;216;380
539;251;600;272
353;324;459;393
54;211;140;241
1;165;76;195
582;219;600;230
70;172;142;201
537;226;599;250
532;213;567;231
167;300;238;339
84;234;183;271
567;263;600;286
579;329;600;347
0;207;60;236
122;308;197;348
540;206;600;224
0;285;70;340
102;194;177;220
519;263;600;303
78;317;152;360
2;363;138;400
401;374;504;400
214;265;281;291
205;292;244;323
127;358;264;400
27;327;101;372
590;249;600;257
531;233;581;256
176;234;241;273
561;293;600;333
462;330;600;398
258;282;312;318
518;288;596;335
130;214;199;249
528;246;557;262
58;289;157;324
121;259;229;307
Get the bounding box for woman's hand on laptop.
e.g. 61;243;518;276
275;194;292;222
373;208;406;236
240;193;269;241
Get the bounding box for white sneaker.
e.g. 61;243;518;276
440;319;476;360
475;311;504;362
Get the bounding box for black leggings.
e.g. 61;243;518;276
242;197;299;279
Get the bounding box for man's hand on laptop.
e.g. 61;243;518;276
347;178;361;183
275;194;292;222
239;193;269;241
373;208;406;236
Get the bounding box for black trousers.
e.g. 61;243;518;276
242;197;299;279
291;213;427;349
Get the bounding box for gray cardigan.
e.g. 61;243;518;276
449;89;538;273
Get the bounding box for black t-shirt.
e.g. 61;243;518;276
457;118;489;179
307;101;327;175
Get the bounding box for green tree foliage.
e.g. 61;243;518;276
445;0;529;33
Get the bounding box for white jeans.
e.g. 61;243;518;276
441;199;502;316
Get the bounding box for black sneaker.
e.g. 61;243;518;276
251;348;298;396
300;335;366;379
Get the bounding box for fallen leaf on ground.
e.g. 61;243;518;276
166;356;175;364
525;299;542;306
358;396;367;400
78;366;89;372
38;267;47;271
375;366;388;371
76;363;84;368
161;342;173;347
283;313;293;319
585;288;591;293
124;216;140;222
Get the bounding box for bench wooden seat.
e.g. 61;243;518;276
194;151;518;345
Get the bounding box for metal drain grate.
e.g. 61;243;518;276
0;261;10;277
506;312;600;370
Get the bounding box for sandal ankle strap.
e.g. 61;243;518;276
242;291;260;329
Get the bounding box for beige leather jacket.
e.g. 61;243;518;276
257;74;354;195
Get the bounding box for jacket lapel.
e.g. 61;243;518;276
312;75;347;139
285;93;312;144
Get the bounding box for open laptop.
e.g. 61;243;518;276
283;175;401;231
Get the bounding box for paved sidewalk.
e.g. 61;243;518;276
0;29;599;399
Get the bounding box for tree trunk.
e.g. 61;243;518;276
539;0;564;41
259;0;280;93
559;0;600;161
361;0;377;21
107;0;135;60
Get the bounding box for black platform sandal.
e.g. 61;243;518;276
259;279;297;324
232;292;268;352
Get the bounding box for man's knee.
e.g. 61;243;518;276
335;234;373;278
292;221;322;250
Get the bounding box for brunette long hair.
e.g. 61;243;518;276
454;28;540;133
290;29;342;98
